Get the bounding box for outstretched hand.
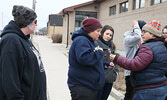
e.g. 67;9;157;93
110;62;115;68
110;54;116;62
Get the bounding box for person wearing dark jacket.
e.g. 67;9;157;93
110;20;167;100
96;25;118;100
0;5;47;100
68;17;105;100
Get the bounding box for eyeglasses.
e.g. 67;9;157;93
142;30;149;34
34;20;37;24
163;32;167;34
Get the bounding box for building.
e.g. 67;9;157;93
60;0;167;50
47;14;63;38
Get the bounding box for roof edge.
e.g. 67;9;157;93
59;1;95;15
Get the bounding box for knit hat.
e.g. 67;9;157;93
82;17;102;33
12;5;37;28
138;20;146;30
142;20;162;37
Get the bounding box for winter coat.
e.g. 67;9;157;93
124;24;142;76
114;38;167;88
0;21;47;100
68;28;105;90
96;38;119;83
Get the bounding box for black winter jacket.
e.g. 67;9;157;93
0;20;47;100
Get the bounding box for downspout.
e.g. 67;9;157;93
66;12;69;48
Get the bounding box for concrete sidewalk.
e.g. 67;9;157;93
33;35;117;100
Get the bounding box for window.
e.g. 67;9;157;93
133;0;145;9
120;1;128;13
162;0;167;2
151;0;167;5
75;11;97;30
109;5;116;16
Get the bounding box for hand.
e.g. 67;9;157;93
110;54;116;62
138;41;142;47
110;62;115;68
97;46;103;51
132;20;138;27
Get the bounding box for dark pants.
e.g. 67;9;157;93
97;83;113;100
69;85;98;100
124;76;134;100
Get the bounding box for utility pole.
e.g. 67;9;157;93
1;12;3;30
32;0;36;11
30;0;37;41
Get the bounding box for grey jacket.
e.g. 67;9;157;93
124;24;142;76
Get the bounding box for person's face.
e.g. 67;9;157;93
29;19;37;33
163;28;167;34
163;28;167;42
141;30;155;42
102;29;113;41
88;28;101;41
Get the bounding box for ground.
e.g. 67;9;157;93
113;66;126;95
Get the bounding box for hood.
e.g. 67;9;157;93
71;28;93;42
1;20;30;39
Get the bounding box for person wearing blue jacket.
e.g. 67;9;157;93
0;5;47;100
68;17;105;100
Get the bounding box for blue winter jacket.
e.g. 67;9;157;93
67;28;105;90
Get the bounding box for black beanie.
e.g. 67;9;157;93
12;5;37;28
138;20;146;30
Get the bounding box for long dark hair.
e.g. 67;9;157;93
100;25;116;49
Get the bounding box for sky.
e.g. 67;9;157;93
0;0;91;30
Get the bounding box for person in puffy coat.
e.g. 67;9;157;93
110;20;167;100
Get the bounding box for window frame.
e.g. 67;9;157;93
120;1;128;13
109;5;116;16
133;0;145;10
151;0;167;5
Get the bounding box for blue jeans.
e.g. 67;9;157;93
97;83;113;100
133;85;167;100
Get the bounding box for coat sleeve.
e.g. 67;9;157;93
75;38;103;66
114;46;153;71
124;24;142;47
1;37;24;100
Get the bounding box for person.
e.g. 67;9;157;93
110;20;167;100
67;17;105;100
96;25;118;100
123;20;146;100
162;25;167;47
0;5;47;100
162;25;167;100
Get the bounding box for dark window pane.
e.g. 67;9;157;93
133;0;145;10
109;5;116;16
75;11;97;30
120;1;128;13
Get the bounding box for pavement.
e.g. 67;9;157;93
33;35;116;100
